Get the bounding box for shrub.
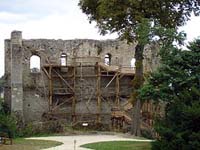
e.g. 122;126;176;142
0;113;17;138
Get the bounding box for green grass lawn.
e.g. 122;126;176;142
81;141;152;150
0;138;63;150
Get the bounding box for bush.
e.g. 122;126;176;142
0;99;67;138
0;98;17;138
16;120;66;137
141;128;155;139
0;113;17;138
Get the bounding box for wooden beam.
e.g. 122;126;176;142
104;73;118;88
96;64;101;123
119;74;125;79
101;95;112;107
42;67;51;79
72;66;76;122
53;69;74;92
49;65;53;111
52;97;73;111
75;75;98;77
115;72;120;107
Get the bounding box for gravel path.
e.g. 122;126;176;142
29;134;152;150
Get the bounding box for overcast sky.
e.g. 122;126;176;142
0;0;200;77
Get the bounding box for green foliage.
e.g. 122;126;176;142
16;121;65;138
79;0;200;41
139;39;200;102
139;39;200;150
16;123;35;137
0;113;17;138
0;97;16;138
0;98;10;114
0;75;5;98
1;97;65;138
134;18;152;45
0;99;16;138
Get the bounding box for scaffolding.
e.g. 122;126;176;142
42;56;159;130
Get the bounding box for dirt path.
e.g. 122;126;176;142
29;134;152;150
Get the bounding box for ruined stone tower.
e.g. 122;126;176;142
4;31;159;128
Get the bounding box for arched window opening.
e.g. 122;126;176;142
104;53;111;65
60;53;67;66
131;58;136;69
30;55;41;73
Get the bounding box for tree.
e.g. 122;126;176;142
139;39;200;149
79;0;200;135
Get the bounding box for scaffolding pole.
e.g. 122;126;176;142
96;64;101;123
72;66;76;122
115;72;120;107
49;65;53;111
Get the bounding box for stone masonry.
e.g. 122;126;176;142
4;31;159;125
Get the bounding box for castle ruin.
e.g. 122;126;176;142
4;31;159;129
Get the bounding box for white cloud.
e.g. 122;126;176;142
0;12;34;23
0;0;117;77
179;15;200;42
0;0;74;15
0;0;200;77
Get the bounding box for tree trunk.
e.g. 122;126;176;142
131;44;144;136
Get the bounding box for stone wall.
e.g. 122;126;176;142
4;31;159;124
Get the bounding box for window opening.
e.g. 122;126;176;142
60;53;67;66
131;58;136;69
104;53;111;65
30;55;41;73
